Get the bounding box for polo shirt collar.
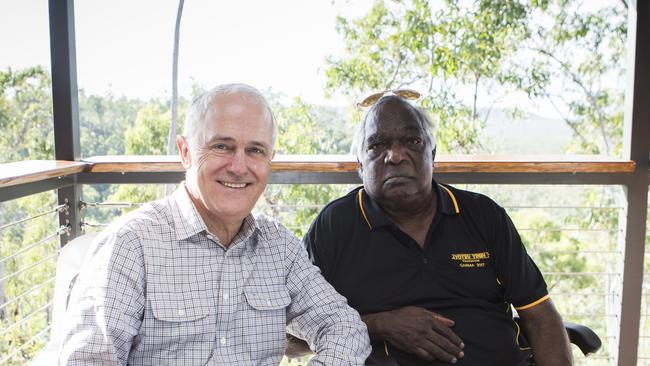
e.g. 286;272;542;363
170;182;261;242
357;179;459;230
437;181;461;216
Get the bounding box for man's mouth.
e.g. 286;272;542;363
219;181;249;189
384;176;413;183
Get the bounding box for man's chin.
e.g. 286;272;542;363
381;186;418;201
381;179;417;193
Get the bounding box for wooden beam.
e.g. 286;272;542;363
0;155;636;190
0;160;88;188
83;154;636;174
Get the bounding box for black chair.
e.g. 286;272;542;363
514;317;602;356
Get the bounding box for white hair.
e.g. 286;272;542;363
350;95;437;160
183;83;277;149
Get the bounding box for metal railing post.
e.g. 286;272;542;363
49;0;82;245
617;1;650;364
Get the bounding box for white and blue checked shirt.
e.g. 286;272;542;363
59;184;370;365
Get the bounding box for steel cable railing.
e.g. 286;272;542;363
0;277;55;315
0;301;53;337
0;187;625;364
0;325;51;365
0;228;66;267
0;203;68;232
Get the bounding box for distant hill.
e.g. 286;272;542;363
479;108;573;154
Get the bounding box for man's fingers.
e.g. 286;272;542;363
413;340;460;364
428;317;464;348
422;329;464;357
432;314;455;327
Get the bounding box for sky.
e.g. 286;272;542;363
0;0;623;117
0;0;371;105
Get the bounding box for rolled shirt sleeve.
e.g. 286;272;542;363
283;225;371;365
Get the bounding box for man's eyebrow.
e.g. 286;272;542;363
249;140;270;149
206;136;270;149
206;136;234;144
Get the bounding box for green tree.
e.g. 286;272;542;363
0;67;53;162
325;0;534;153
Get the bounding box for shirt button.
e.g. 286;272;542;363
266;299;272;306
178;309;185;316
222;292;229;300
422;258;428;264
220;337;226;346
206;234;214;241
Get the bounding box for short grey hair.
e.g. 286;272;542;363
183;83;277;150
350;95;436;160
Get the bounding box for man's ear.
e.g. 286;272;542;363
177;135;192;169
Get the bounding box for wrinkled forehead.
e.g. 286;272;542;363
201;95;274;143
365;100;424;137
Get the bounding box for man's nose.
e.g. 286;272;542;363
226;149;248;175
384;143;406;164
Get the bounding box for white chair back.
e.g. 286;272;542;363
31;232;99;365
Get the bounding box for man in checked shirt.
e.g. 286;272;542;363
59;83;371;365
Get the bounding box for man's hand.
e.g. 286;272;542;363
285;333;313;358
363;306;464;363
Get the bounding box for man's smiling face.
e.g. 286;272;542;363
181;92;275;225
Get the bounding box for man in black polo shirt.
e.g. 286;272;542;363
302;94;572;365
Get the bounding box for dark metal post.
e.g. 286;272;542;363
618;1;650;364
49;0;81;244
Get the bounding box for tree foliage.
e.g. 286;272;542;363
325;0;626;157
0;67;53;163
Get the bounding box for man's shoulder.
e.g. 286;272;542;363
253;213;285;233
441;183;502;212
103;196;174;240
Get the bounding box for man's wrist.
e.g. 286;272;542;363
362;311;392;342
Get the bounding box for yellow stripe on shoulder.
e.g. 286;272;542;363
358;189;373;229
514;295;550;310
439;185;460;214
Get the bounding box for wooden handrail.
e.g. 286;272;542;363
0;155;637;189
0;160;88;188
84;154;637;174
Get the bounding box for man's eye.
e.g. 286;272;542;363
367;141;384;151
212;144;229;150
247;147;265;155
408;137;423;145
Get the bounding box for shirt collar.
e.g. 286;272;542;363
170;182;261;243
171;183;208;241
357;178;460;230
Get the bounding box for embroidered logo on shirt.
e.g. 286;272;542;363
450;251;490;268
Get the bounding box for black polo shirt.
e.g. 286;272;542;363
304;181;548;366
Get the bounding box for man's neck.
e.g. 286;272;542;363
184;185;245;247
206;220;244;248
383;192;437;248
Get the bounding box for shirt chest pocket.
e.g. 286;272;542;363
241;285;291;357
244;285;291;310
145;292;216;361
150;294;213;322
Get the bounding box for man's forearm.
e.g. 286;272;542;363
520;300;573;366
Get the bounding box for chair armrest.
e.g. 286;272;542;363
513;316;601;356
564;321;601;356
